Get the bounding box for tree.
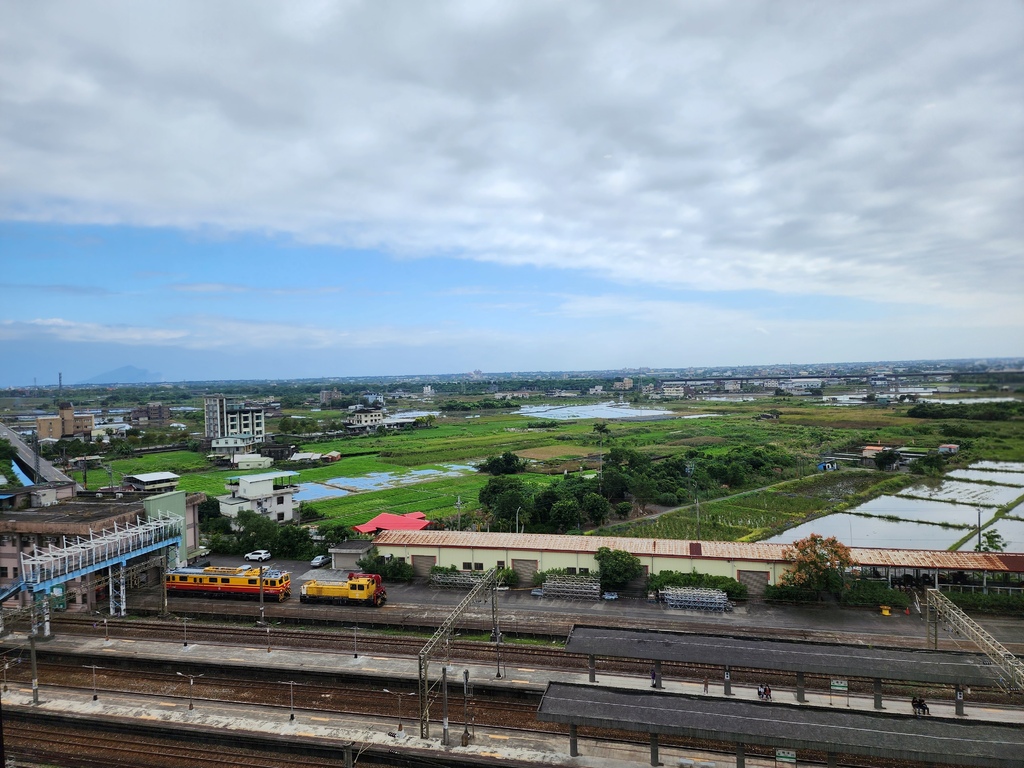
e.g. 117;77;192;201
780;534;853;594
478;475;533;531
873;449;901;471
582;493;610;526
233;510;280;556
594;546;643;591
975;530;1006;552
549;499;580;532
478;450;527;475
615;501;633;519
629;476;658;513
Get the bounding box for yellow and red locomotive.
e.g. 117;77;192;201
300;572;387;606
166;565;291;601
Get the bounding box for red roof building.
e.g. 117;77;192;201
353;511;430;535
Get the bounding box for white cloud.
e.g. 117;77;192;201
0;1;1019;315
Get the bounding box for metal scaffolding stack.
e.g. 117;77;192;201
429;571;484;590
662;586;732;612
542;575;602;601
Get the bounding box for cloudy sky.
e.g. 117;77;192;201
1;1;1021;386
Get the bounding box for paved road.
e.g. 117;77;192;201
0;422;75;486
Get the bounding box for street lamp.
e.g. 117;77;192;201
83;664;102;700
382;688;414;732
180;616;190;648
176;672;204;710
278;680;296;721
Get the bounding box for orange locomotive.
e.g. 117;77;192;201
166;565;291;601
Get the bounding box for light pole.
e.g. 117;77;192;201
978;507;983;550
83;664;102;701
382;688;414;732
462;669;471;746
176;672;203;710
493;618;503;679
181;617;190;648
279;680;296;721
353;623;358;659
258;566;266;626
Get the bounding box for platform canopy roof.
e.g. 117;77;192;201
565;626;1000;686
538;683;1023;768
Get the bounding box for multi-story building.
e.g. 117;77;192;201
35;403;95;440
0;490;202;611
218;471;299;523
129;402;172;425
612;378;634;391
210;434;261;458
203;394;265;441
346;406;385;428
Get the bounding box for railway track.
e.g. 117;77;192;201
9;616;1019;707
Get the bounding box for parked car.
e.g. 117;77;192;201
310;555;331;568
244;549;272;562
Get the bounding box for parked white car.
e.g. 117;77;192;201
244;549;272;562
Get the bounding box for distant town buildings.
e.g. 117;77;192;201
128;402;172;426
35;403;95;441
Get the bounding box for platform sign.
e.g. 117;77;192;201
50;584;66;611
830;679;850;707
776;748;797;764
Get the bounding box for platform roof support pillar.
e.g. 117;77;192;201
649;732;660;766
588;654;595;683
736;742;745;768
569;723;578;757
723;665;732;696
795;670;806;702
828;751;838;767
654;659;663;689
873;677;884;709
955;684;965;716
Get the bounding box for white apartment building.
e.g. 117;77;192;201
203;395;266;440
218;471;299;523
347;407;385;427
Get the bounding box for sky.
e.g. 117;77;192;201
0;1;1022;387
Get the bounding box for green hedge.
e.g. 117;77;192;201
763;584;820;603
839;581;911;608
945;590;1024;617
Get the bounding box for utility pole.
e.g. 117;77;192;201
454;496;463;531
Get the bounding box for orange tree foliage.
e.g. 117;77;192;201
780;534;853;594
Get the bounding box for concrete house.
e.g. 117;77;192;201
218;471;300;523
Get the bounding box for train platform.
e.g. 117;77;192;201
3;630;1023;767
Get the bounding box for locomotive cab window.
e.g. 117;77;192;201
248;579;258;585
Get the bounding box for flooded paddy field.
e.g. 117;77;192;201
767;462;1024;551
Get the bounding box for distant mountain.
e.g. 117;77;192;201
77;366;163;385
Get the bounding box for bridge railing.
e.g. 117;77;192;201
20;515;182;586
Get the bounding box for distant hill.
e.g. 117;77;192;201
77;366;163;385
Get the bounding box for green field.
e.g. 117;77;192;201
50;393;1024;539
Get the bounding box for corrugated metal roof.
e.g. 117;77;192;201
373;530;1022;572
